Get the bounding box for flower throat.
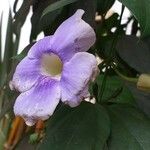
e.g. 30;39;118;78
41;53;63;77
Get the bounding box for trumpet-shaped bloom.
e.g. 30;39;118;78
10;9;98;126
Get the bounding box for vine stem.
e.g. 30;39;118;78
109;4;125;58
98;5;125;103
113;67;138;83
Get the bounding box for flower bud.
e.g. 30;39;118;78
137;74;150;92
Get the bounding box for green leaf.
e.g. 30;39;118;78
41;0;78;18
127;82;150;117
13;0;19;14
0;10;13;87
30;0;55;41
106;104;150;150
119;0;150;37
116;35;150;73
12;43;35;62
38;102;110;150
95;74;136;106
38;9;62;36
13;0;33;34
69;0;97;27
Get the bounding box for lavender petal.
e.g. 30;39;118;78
51;9;96;62
14;77;60;126
10;57;41;92
61;52;98;107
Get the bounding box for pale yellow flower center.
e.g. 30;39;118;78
41;53;63;77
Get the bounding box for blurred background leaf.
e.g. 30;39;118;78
0;10;13;87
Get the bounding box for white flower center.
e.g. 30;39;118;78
41;53;63;78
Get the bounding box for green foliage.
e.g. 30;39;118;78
119;0;150;37
30;0;60;41
13;0;33;34
38;102;110;150
41;0;78;18
116;35;150;73
0;10;13;87
94;73;136;106
30;0;79;41
106;104;150;150
127;83;150;116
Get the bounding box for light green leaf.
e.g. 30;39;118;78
119;0;150;37
107;104;150;150
38;102;110;150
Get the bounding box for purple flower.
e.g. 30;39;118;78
10;9;98;126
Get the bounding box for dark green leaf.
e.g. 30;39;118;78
69;0;97;27
95;74;136;106
119;0;150;37
38;102;110;150
126;82;150;117
38;9;62;37
13;0;34;34
13;0;19;14
30;0;55;41
116;35;150;73
104;13;119;31
106;104;150;150
97;0;115;15
41;0;78;18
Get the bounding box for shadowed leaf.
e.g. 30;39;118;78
106;104;150;150
38;102;110;150
116;35;150;73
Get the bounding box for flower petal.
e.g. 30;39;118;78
60;52;98;107
10;57;41;92
51;9;96;62
27;36;52;59
14;77;60;126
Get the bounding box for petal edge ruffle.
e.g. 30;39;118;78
51;9;96;62
60;52;98;107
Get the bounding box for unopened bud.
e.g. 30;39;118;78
137;74;150;92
